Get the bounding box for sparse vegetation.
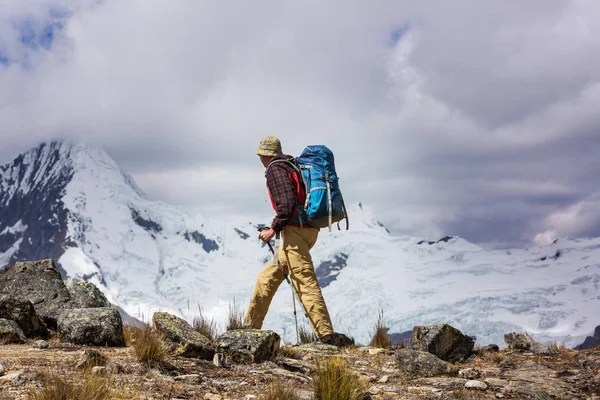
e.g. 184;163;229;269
192;305;220;340
28;370;137;400
277;345;302;359
226;298;244;331
131;324;167;366
312;357;368;400
265;379;302;400
122;323;141;347
370;309;391;349
299;325;314;344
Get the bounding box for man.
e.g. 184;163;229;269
243;136;352;347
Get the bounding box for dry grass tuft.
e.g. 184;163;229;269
312;357;368;400
277;345;302;360
192;305;220;341
299;325;314;344
122;323;141;347
28;370;137;400
226;298;244;331
265;379;302;400
132;324;167;366
369;309;391;349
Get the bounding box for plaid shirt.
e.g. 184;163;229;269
265;155;304;232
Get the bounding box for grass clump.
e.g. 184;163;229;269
369;309;391;349
28;370;136;400
265;380;302;400
132;324;166;366
226;298;245;331
312;357;367;400
192;305;220;341
299;325;315;344
277;345;302;360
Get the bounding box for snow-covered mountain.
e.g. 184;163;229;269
1;141;599;347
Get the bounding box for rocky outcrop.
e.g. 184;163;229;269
0;318;27;343
152;312;215;359
575;325;600;350
57;308;125;346
0;297;48;339
0;259;71;328
504;332;534;351
64;278;110;308
395;348;459;377
217;329;280;363
410;324;474;362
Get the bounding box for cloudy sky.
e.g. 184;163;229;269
1;0;599;249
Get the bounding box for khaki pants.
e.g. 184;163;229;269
244;225;334;339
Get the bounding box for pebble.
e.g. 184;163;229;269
465;380;488;390
0;363;4;377
431;388;443;397
368;348;385;355
368;386;382;395
244;395;256;400
496;394;505;398
0;371;24;386
33;340;49;349
459;368;482;379
213;353;225;368
378;375;389;384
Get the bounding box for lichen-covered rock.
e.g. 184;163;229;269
64;278;110;308
57;308;124;346
0;297;48;339
530;342;559;356
152;312;215;360
216;329;280;363
410;324;475;362
0;259;71;329
0;318;27;344
395;348;459;377
504;332;534;351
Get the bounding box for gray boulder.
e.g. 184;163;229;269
504;332;534;351
216;329;280;363
410;324;475;362
396;348;459;377
0;259;71;329
57;308;125;346
530;342;559;356
0;297;48;339
64;278;110;308
0;318;27;344
152;312;215;359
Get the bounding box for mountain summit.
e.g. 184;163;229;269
0;141;599;347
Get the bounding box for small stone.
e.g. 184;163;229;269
244;395;256;400
368;386;382;395
33;340;49;349
459;368;482;379
378;375;389;383
355;360;369;366
174;374;201;383
298;390;313;400
91;366;107;376
0;363;4;376
204;394;222;400
431;388;443;397
213;353;225;368
0;371;24;386
496;394;505;399
369;348;385;355
465;380;488;390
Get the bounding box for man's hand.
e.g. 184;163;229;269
258;228;276;243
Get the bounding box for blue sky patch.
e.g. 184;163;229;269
389;24;409;46
17;18;64;50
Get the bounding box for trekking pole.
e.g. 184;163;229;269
258;227;319;344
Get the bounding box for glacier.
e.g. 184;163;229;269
0;141;599;348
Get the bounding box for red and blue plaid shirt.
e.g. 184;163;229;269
265;155;306;232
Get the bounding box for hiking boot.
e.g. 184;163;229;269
319;332;354;347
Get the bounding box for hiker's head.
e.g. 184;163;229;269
256;136;282;167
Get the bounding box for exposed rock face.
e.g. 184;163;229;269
575;325;600;350
64;278;110;308
410;324;474;362
0;259;71;329
57;308;125;346
217;329;280;363
0;318;27;343
152;312;215;360
0;297;48;338
504;332;534;351
395;348;459;377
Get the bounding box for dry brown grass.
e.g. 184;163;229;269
369;309;391;349
28;370;137;400
277;345;302;360
122;323;141;347
265;380;302;400
226;298;244;331
131;324;167;366
299;325;314;344
312;357;368;400
192;305;220;341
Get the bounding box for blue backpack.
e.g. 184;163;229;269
276;145;349;231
